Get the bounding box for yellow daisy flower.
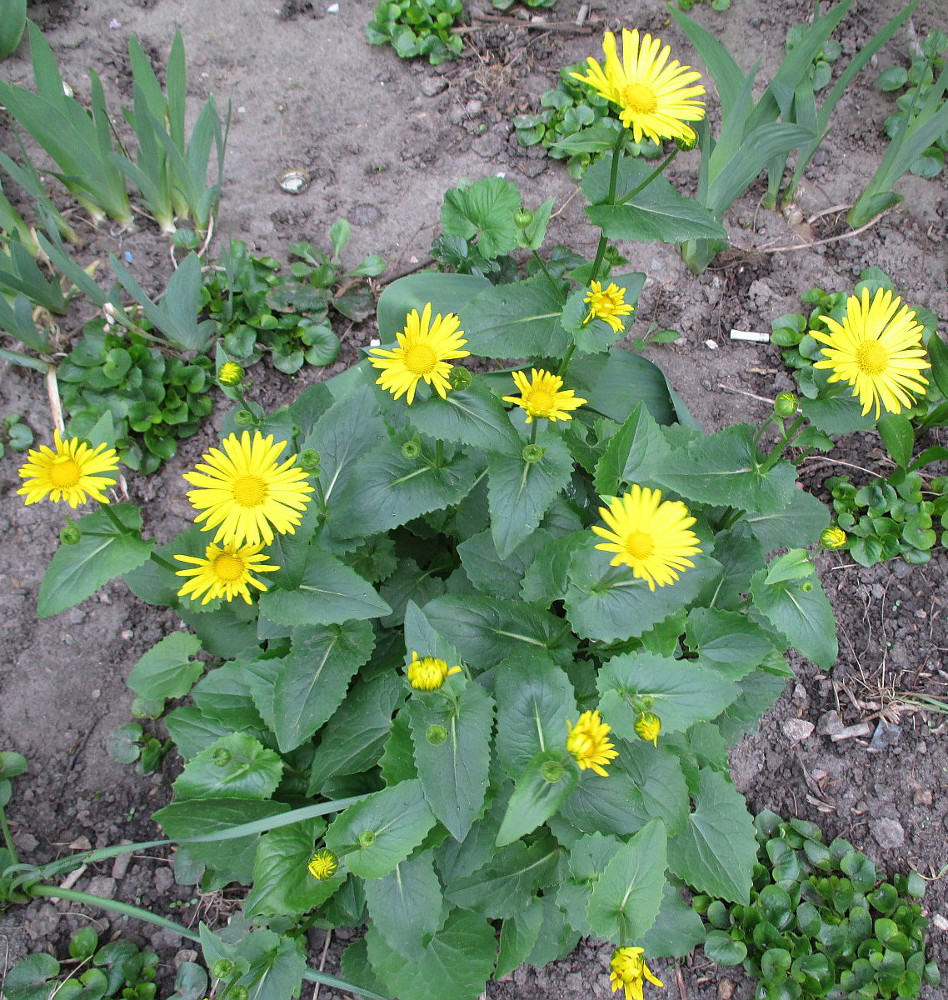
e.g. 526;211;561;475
610;946;664;1000
174;541;280;605
584;281;634;333
634;712;661;747
566;710;619;777
571;29;706;145
406;651;462;691
17;429;119;508
592;485;701;591
368;302;470;404
502;368;588;423
183;430;315;547
820;527;848;550
307;849;339;880
811;287;931;419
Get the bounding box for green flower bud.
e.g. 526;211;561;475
603;244;622;264
773;392;799;418
211;959;236;980
298;448;321;472
426;724;448;745
401;439;422;460
522;443;545;463
540;759;565;783
212;747;232;767
448;367;472;391
514;207;534;228
59;521;81;545
675;132;698;152
234;409;255;427
800;581;814;592
231;987;249;1000
358;830;377;848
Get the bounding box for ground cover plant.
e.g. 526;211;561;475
1;4;947;1000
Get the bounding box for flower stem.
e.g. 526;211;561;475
530;421;539;445
759;414;807;472
587;128;629;288
0;807;17;863
149;551;179;573
556;343;576;379
99;502;133;535
531;251;565;305
614;147;680;206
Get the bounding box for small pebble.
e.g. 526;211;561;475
781;718;815;743
718;979;736;1000
913;789;933;806
869;817;905;850
86;875;116;899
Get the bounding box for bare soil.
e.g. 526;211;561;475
1;0;947;998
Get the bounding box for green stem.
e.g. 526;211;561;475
615;146;680;205
0;347;51;372
586;127;628;289
529;421;538;445
556;343;576;379
759;414;806;472
99;502;133;535
149;551;179;573
0;807;17;864
531;251;565;305
751;414;776;458
434;439;444;467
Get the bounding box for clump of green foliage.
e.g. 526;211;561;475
695;811;941;1000
825;470;947;567
0;413;33;457
57;322;214;475
786;20;842;91
3;925;209;1000
205;222;383;374
366;0;464;65
514;64;661;178
877;30;948;179
676;0;730;10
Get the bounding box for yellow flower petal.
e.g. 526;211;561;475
17;429;120;508
501;368;587;423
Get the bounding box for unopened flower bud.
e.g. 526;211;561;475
401;439;422;460
603;245;622;264
773;392;799;418
298;448;321;473
448;367;472;391
212;747;232;767
211;959;235;980
234;409;255;427
218;362;244;387
307;849;339;880
514;207;534;228
820;527;848;550
634;712;661;747
230;987;249;1000
800;580;814;592
522;444;545;463
358;830;377;848
426;724;448;745
60;521;81;545
540;759;565;783
675;132;698;152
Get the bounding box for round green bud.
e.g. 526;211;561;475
773;392;799;418
603;244;622;264
401;439;422;460
212;747;232;767
800;581;814;592
234;409;255;427
448;367;472;391
358;830;377;848
514;207;534;228
426;724;448;745
231;987;249;1000
298;448;321;472
59;523;81;546
675;132;698;152
522;444;545;463
211;959;235;980
540;759;565;783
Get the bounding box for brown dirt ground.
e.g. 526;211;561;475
1;0;947;998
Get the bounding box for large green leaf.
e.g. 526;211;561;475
3;953;61;1000
568;348;676;425
307;670;404;794
494;651;577;778
325;779;436;878
496;902;545;978
461;275;569;359
330;442;482;539
364;852;447;959
446;840;561;918
684;609;776;681
743;486;829;553
457;528;549;601
165;708;253;762
408;682;494;841
653;424;798;514
422;594;576;669
488;434;574;559
598;651;740;737
586;818;668;940
594;402;671;494
366;908;497;1000
564;539;721;642
640;882;707;958
269;621;375;752
406;379;521;451
441;176;522;258
244;818;341;918
257;547;390;626
750;554;838;668
377;272;491;340
496;748;579;846
557;832;622;936
37;504;153;617
669;769;757;903
0;0;26;59
172;733;283;801
126;633;203;704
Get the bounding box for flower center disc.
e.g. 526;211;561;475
49;458;81;488
621;83;657;115
625;530;655;560
527;389;555;416
213;553;245;581
855;339;888;376
233;474;267;507
404;343;438;375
